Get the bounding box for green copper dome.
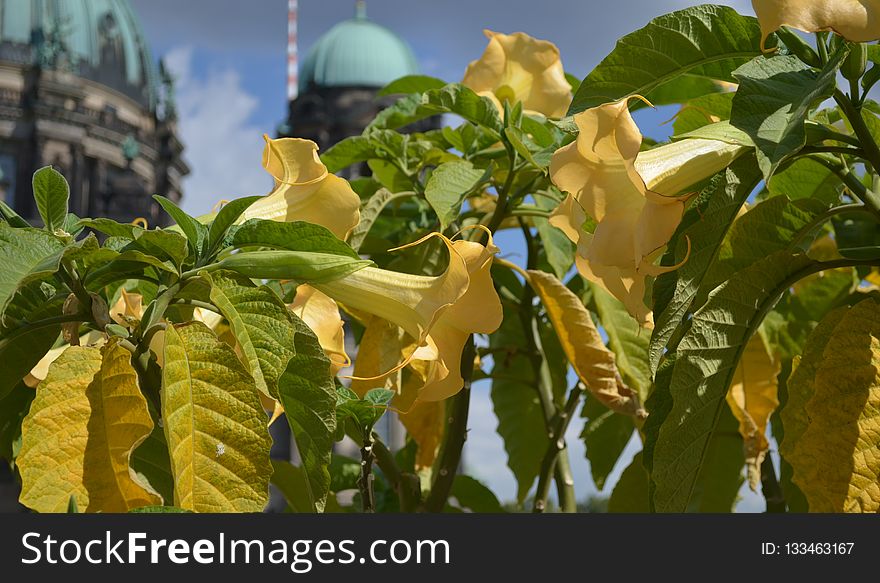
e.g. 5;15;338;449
299;3;419;92
0;0;160;107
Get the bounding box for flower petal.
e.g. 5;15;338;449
242;135;360;239
463;30;572;118
753;0;880;46
290;285;350;374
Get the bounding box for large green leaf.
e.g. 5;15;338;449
767;157;841;204
707;195;828;288
672;92;735;135
18;342;161;512
378;75;447;97
0;282;64;401
276;317;338;513
489;292;548;503
154;195;207;256
162;322;272;512
321;136;376;174
348;188;402;252
130;424;174;505
425;160;489;230
204;270;298;399
569;5;763;114
730;51;846;179
232;219;360;259
580;396;634;490
32;166;69;233
650;158;762;373
0;223;65;316
450;475;506;513
608;452;651;512
651;251;842;512
686;405;744;512
370;83;503;135
205;196;261;257
783;298;880;512
0;382;35;463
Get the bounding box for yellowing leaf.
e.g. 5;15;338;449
162;322;272;512
784;298;880;512
725;331;780;491
18;341;161;512
526;269;645;417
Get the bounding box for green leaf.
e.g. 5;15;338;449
687;405;744;512
336;386;393;436
368;159;414;192
767;157;841;204
730;51;847;179
608;452;651;512
277;317;338;513
204;270;298;399
651;251;832;512
673;92;735;135
580;396;634;490
450;475;505;513
18;342;161;512
569;5;763;114
232;219;360;259
650;158;762;373
0;382;35;463
32;166;69;233
0;282;64;401
154;195;207;256
348;188;403;252
423;84;503;134
378;75;447;96
215;250;372;284
0;223;65;317
490;292;549;503
271;460;317;513
783;298;880;512
162;322;273;512
425;160;489;229
130;424;174;505
707;195;828;287
321;136;376;174
534;193;574;280
0;200;31;228
206;196;262;257
367;94;425;131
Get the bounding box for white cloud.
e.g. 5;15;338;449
164;46;269;217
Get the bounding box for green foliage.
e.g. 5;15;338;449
569;4;763;114
32;167;70;233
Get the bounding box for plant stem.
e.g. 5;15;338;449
517;221;578;512
424;335;475;512
533;384;584;513
170;298;221;313
834;89;880;173
483;148;518;234
798;145;866;158
358;433;376;513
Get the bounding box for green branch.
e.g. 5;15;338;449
533;383;584;513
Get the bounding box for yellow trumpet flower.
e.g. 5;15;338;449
342;230;502;403
463;30;572;118
241;135;361;240
753;0;880;47
549;97;745;324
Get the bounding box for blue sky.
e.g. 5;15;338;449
129;0;765;510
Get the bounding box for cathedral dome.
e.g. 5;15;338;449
0;0;160;108
299;2;419;92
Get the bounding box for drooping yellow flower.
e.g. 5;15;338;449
753;0;880;47
241;135;361;240
339;231;502;403
463;30;572;118
290;285;350;374
549;97;745;324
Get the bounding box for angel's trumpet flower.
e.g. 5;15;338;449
549;97;745;324
241;136;361;240
463;30;572;118
752;0;880;47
